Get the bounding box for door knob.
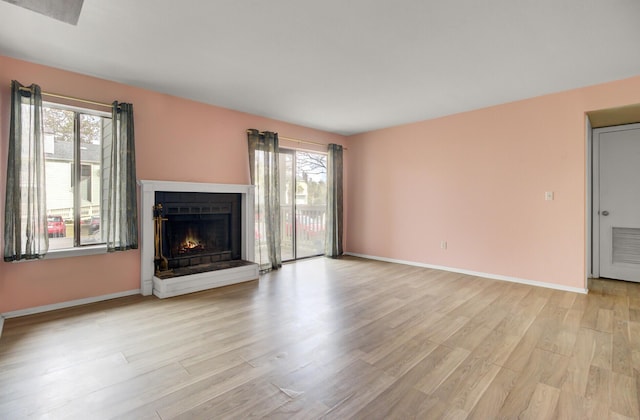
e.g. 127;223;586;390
601;211;609;216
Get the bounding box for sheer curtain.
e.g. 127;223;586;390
325;143;343;258
104;102;138;252
4;81;48;261
247;129;282;271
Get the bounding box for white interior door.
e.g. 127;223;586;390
597;125;640;282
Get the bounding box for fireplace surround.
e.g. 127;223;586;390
139;180;258;298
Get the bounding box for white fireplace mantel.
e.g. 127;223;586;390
138;180;257;297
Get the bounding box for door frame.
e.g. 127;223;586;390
586;117;593;282
589;121;640;279
280;148;297;261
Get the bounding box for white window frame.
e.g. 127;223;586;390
42;101;111;259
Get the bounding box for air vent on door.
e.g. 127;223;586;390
612;227;640;264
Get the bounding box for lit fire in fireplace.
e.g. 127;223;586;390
183;240;199;249
178;230;205;254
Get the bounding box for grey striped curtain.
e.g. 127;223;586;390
4;81;49;261
247;129;282;271
325;143;343;257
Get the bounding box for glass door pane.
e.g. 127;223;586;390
279;149;327;261
279;151;294;261
295;151;327;258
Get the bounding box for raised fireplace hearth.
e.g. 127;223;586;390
139;180;258;298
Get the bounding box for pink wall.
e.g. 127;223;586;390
346;75;640;290
0;55;346;313
3;54;640;313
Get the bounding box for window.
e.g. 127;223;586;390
43;103;111;250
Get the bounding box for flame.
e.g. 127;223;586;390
184;240;198;249
178;228;205;253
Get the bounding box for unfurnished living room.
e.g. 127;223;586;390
1;1;640;419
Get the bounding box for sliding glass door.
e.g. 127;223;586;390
279;149;327;261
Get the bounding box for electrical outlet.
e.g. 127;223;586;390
440;240;447;250
545;191;554;201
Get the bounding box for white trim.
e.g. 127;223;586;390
590;122;640;280
586;116;593;281
280;145;328;155
5;243;106;264
45;244;107;259
43;101;111;118
0;316;4;340
345;252;588;294
592;124;601;278
138;179;256;194
0;289;141;319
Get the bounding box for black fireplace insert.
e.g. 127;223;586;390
155;191;242;271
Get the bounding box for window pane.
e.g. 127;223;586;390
79;113;104;245
43;106;74;250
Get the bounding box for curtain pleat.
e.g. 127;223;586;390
4;81;48;261
325;143;343;258
105;102;138;252
247;129;282;271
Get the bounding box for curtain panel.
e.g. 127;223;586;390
325;143;344;258
247;129;282;271
4;81;48;261
105;102;139;252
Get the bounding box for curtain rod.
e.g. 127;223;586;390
246;130;347;150
17;86;113;109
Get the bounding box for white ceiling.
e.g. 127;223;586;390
1;1;639;135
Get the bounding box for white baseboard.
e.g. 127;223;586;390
1;289;142;320
345;252;588;294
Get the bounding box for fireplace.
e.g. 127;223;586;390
139;180;258;298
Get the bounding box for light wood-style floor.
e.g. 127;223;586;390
1;256;639;419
